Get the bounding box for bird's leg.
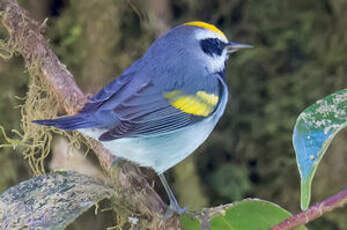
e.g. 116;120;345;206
159;173;187;221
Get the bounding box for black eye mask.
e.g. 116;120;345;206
200;38;227;56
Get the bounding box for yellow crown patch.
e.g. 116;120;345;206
183;21;227;40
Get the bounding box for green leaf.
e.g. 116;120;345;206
210;199;307;230
0;171;113;230
293;89;347;210
180;213;200;230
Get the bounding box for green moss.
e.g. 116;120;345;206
1;0;347;229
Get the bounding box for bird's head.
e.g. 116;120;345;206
142;21;252;74
181;21;253;73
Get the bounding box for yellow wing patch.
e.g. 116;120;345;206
164;90;219;117
196;91;219;106
183;21;227;41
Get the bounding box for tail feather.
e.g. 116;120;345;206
32;115;98;130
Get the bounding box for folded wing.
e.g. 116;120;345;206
78;71;224;141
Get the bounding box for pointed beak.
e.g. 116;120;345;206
227;42;253;54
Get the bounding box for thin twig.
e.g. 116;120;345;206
269;189;347;230
2;1;345;230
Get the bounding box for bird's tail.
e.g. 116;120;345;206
32;114;98;130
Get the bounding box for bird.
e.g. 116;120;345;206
33;21;252;218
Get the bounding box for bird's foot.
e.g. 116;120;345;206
161;203;187;225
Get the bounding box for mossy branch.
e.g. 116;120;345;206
2;1;345;229
0;0;179;228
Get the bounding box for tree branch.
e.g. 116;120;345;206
2;1;345;229
0;0;180;228
269;189;347;230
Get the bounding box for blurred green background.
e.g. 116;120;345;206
0;0;346;229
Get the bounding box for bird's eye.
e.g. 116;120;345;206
200;38;227;56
